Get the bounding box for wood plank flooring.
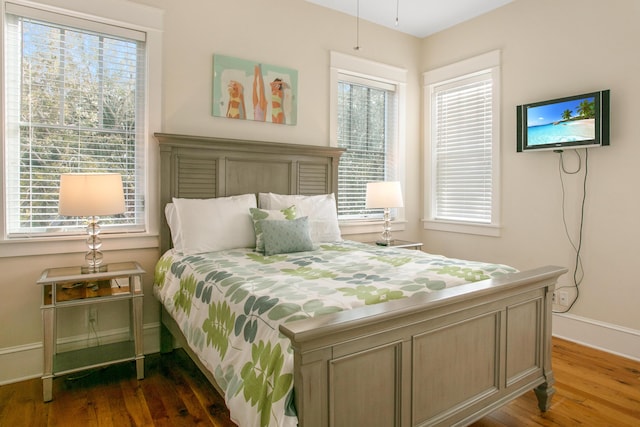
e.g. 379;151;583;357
472;338;640;426
1;337;638;426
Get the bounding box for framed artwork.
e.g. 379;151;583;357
212;54;298;125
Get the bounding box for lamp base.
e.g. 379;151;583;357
376;208;394;247
81;265;108;274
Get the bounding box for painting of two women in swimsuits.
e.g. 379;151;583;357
212;54;297;125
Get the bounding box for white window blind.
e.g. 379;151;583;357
336;77;398;220
432;73;493;223
4;6;146;237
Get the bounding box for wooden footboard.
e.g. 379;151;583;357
279;265;566;427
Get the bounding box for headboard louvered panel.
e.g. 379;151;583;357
175;156;217;198
156;133;345;253
298;162;329;195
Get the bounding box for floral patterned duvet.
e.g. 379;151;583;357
153;240;516;427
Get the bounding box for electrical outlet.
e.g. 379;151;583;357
87;307;98;327
552;291;557;303
557;291;569;307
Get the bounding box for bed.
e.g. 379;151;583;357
154;132;567;427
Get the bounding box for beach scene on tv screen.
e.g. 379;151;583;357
526;96;596;146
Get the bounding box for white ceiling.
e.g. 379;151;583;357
306;0;514;38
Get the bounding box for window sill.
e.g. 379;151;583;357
422;219;500;237
0;233;159;258
340;219;407;236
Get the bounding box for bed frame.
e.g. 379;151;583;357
155;132;567;427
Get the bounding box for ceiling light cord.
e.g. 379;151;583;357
395;0;400;26
354;0;360;50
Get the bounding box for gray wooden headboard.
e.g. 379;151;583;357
155;133;345;253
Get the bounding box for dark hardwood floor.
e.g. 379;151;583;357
1;337;638;426
472;338;640;426
0;349;235;427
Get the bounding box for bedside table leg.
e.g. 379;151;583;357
43;375;53;402
135;356;145;380
42;306;55;401
132;292;144;379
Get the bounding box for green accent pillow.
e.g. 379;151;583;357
250;205;296;253
259;216;314;256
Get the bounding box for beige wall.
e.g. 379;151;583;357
420;0;640;334
151;0;421;145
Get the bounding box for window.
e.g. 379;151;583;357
336;78;397;219
423;50;501;236
330;52;406;229
3;3;146;238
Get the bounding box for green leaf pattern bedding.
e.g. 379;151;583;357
153;241;516;427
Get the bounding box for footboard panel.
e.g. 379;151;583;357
330;340;403;426
414;310;502;423
280;265;565;427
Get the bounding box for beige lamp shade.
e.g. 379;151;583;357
59;173;126;217
365;181;404;209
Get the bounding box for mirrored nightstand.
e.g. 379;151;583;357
37;262;145;402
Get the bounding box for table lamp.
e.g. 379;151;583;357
366;181;404;246
59;173;125;273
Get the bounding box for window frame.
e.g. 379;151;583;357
329;51;407;236
0;0;162;257
422;50;501;237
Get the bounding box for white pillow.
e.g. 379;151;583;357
258;193;342;243
172;194;257;254
164;203;184;251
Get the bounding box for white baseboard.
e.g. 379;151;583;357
0;322;160;386
0;342;43;385
552;312;640;362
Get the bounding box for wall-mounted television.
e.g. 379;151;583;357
517;90;610;152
